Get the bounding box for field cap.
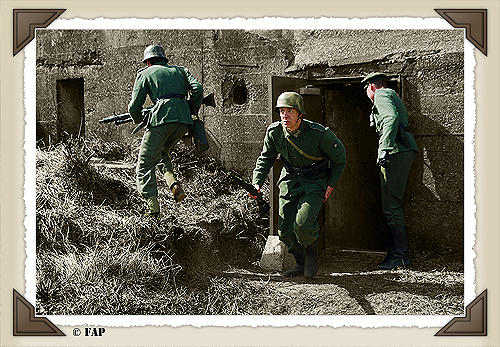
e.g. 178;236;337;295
362;72;387;88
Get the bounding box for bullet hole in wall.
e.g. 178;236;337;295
231;83;248;105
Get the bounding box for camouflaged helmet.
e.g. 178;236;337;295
275;92;306;115
142;45;168;63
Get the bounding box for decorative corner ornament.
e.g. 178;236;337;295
435;9;487;56
13;9;66;56
435;289;487;336
13;289;65;336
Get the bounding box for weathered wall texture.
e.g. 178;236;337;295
36;29;206;145
201;30;293;171
35;29;464;254
285;29;464;254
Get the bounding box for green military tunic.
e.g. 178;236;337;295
253;118;346;252
371;88;418;156
370;87;418;227
128;62;203;199
129;62;203;126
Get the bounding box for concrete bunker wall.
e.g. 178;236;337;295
35;29;465;255
36;29;206;145
288;29;464;254
36;29;291;172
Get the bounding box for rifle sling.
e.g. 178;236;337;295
282;123;326;161
286;137;326;161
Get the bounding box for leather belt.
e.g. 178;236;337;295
156;94;186;102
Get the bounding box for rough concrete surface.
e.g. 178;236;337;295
259;235;296;271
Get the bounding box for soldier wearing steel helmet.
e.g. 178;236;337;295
250;92;346;279
128;44;203;218
362;72;419;270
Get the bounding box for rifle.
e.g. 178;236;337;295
186;92;216;116
98;106;153;135
98;93;216;135
229;172;270;218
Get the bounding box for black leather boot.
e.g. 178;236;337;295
304;239;319;279
170;183;186;203
283;252;305;277
378;227;395;269
380;225;412;270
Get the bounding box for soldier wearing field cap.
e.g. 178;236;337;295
250;92;346;279
362;72;419;270
128;44;203;218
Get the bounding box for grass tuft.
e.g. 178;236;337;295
36;135;268;315
35;134;464;316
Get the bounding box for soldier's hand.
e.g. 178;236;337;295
248;184;260;200
323;186;334;203
377;150;390;168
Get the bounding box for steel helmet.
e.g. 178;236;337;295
275;92;306;115
142;45;168;63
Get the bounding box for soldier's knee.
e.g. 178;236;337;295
295;204;314;226
293;219;318;236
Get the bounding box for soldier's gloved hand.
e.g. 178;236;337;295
323;186;334;203
248;184;260;200
377;150;390;168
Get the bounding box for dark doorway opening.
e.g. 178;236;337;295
269;75;401;252
56;78;84;141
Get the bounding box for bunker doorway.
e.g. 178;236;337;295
268;75;401;252
56;78;84;141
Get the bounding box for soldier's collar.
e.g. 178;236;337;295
281;119;303;138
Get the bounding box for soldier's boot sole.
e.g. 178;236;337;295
283;264;305;277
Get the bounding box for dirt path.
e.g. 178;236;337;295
225;251;464;315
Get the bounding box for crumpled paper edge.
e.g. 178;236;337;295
23;16;476;329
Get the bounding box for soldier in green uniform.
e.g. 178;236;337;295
128;45;203;218
250;92;346;278
362;72;419;270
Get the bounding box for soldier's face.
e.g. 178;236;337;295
366;84;375;102
280;107;301;131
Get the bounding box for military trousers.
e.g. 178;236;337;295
136;122;190;199
278;181;324;254
379;150;417;227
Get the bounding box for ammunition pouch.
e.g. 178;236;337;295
301;160;331;179
281;157;331;179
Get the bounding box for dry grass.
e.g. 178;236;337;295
36;135;268;315
36;135;464;316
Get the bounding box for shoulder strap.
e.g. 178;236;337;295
286;137;326;161
281;122;325;161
